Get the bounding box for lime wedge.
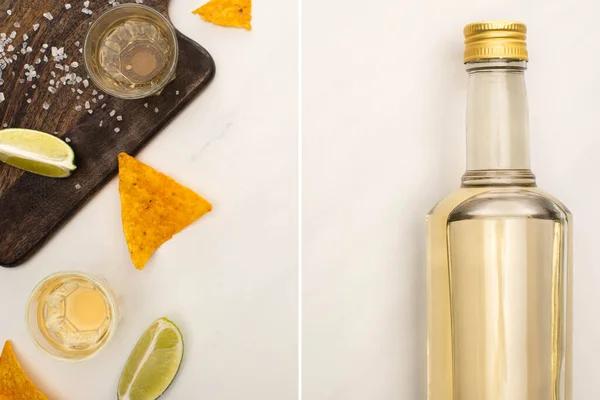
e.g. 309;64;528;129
118;318;184;400
0;128;76;178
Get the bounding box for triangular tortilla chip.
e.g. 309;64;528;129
0;341;48;400
192;0;252;30
118;153;213;270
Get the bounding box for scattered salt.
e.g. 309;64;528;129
43;12;54;20
84;0;90;7
14;22;20;28
77;89;83;94
116;115;122;121
42;102;50;110
109;110;115;117
99;120;103;127
175;90;179;95
10;31;16;39
75;184;81;190
43;55;48;62
83;79;89;87
71;61;79;68
92;89;97;95
23;34;28;41
65;137;71;143
6;10;11;16
31;84;36;88
65;3;72;9
75;41;80;47
79;48;83;53
76;95;80;99
114;128;120;133
42;43;48;49
49;79;55;85
98;94;104;100
75;105;82;111
82;8;93;15
26;98;31;103
34;58;41;64
48;86;57;93
144;103;148;108
101;103;107;108
87;109;93;114
154;107;159;113
92;98;97;103
7;45;14;52
85;101;90;109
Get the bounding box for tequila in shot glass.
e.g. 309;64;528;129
26;271;120;361
84;4;178;99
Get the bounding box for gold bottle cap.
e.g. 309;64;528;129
463;21;528;63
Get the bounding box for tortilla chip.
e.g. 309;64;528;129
118;153;213;270
0;341;48;400
192;0;252;30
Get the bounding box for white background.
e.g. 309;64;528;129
303;0;600;399
1;0;599;399
0;0;298;399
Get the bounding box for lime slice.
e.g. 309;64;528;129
118;318;184;400
0;128;76;178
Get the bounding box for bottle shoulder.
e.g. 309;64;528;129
427;186;572;223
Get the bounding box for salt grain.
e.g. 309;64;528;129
75;183;81;190
14;22;20;28
18;78;24;83
2;123;7;127
23;34;28;41
76;95;80;99
79;48;83;53
85;101;90;109
65;137;71;143
109;110;115;117
77;89;83;94
92;98;97;103
48;86;57;93
99;120;103;127
6;10;11;16
31;84;36;88
10;31;16;39
144;103;148;108
7;45;14;52
42;43;48;49
101;103;107;108
84;0;90;7
43;55;48;62
75;41;80;47
116;115;122;121
175;90;179;95
154;107;159;113
0;92;4;103
34;58;41;64
71;61;79;68
83;79;89;88
43;12;54;20
92;89;97;95
87;109;93;114
43;102;50;110
98;94;104;100
49;79;55;85
65;3;72;9
114;128;120;133
26;98;31;103
75;105;82;111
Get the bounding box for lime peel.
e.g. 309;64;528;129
118;317;184;400
0;128;76;178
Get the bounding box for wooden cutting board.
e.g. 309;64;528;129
0;0;215;267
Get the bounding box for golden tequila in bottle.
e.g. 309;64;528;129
427;22;572;400
26;271;120;361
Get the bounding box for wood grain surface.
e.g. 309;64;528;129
0;0;215;266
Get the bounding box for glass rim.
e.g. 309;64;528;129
83;3;179;100
25;270;119;362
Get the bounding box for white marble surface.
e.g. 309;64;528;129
302;0;600;399
0;0;298;399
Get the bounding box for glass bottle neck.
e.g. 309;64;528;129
462;60;536;187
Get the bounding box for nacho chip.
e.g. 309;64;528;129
118;153;213;270
192;0;252;30
0;341;48;400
